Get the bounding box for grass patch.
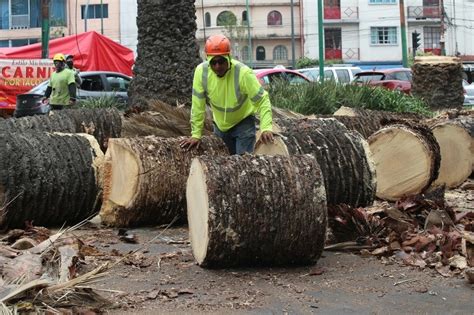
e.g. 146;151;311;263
77;95;127;111
268;80;433;117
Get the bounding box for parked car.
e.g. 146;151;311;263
352;68;412;94
254;68;310;88
463;79;474;107
298;66;362;84
14;71;131;117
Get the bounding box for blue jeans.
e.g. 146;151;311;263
213;115;256;155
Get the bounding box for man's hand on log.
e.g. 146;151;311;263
180;137;201;151
257;131;274;145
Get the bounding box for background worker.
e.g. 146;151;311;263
43;53;77;110
180;34;273;154
65;54;82;87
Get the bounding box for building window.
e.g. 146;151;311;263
256;46;266;60
369;0;396;4
267;10;282;26
242;11;247;24
423;27;440;49
25;0;65;29
205;12;211;27
81;4;108;19
216;11;236;26
371;27;397;45
241;46;250;61
273;45;287;60
0;40;9;47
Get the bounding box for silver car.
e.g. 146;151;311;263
463;80;474;107
15;71;131;117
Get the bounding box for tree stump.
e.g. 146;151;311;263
187;154;327;267
0;132;104;229
411;56;464;110
0;108;121;152
368;123;441;200
100;136;228;227
255;118;376;207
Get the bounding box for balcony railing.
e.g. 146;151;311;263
407;6;441;19
324;7;359;20
325;48;360;60
11;14;30;29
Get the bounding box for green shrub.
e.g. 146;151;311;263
77;95;127;111
268;80;432;117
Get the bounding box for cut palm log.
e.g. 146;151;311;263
334;106;423;120
0;132;104;229
430;120;473;187
0;108;121;151
331;115;383;138
368;123;440;201
100;136;228;227
255;118;376;207
412;56;464;109
187;154;327;267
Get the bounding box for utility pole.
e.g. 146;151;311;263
201;0;206;41
317;0;324;81
399;0;408;67
290;0;296;69
245;0;252;67
100;0;104;34
41;0;50;59
440;0;446;55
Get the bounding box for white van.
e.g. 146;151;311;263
298;65;362;84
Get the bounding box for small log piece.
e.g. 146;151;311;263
187;154;327;267
100;136;228;227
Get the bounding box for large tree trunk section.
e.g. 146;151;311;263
411;56;464;110
0;108;121;152
330;115;383;138
187;154;327;267
368;123;441;201
334;106;423;120
255;118;376;207
100;136;228;227
128;0;201;109
0;132;103;229
430;121;473;188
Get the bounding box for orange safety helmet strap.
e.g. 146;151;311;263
205;35;231;56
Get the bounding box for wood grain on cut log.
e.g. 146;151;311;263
368;123;440;201
0;132;104;229
100;136;228;227
187;154;327;267
0;108;121;152
255;118;376;207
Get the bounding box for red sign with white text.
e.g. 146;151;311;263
0;59;54;111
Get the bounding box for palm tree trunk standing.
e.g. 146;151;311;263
128;0;202;110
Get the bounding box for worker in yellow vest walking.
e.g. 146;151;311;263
42;53;77;110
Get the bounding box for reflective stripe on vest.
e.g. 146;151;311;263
201;62;248;113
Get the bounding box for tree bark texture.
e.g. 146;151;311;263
0;108;121;152
100;136;228;227
122;100;213;138
368;122;441;200
258;118;376;207
412;60;464;110
0;132;103;229
187;154;327;267
128;0;202;109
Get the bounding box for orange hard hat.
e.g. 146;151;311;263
205;35;231;56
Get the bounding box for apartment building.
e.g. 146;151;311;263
0;1;122;48
303;0;473;63
195;0;303;68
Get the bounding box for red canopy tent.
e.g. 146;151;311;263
0;31;134;75
0;31;134;113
